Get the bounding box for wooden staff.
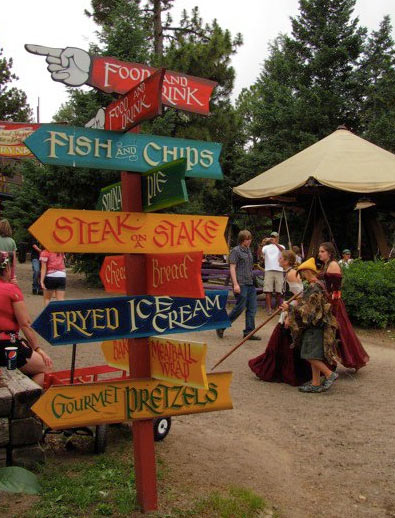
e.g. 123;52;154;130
210;292;301;371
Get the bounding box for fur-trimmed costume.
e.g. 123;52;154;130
288;280;339;366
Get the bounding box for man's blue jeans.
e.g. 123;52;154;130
32;258;40;291
228;284;257;336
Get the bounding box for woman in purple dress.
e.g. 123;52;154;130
248;250;311;386
318;242;369;370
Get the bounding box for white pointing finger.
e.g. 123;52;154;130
25;44;63;58
48;64;64;73
46;56;62;65
52;71;70;82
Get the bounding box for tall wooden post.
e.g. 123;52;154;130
121;171;158;512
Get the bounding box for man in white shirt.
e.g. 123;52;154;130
262;231;285;314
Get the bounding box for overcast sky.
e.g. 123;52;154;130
1;0;394;122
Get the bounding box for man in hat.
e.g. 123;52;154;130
339;249;353;268
216;230;261;340
283;257;339;393
262;231;285;314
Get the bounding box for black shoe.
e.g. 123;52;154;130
244;334;261;341
216;328;224;339
32;288;38;295
37;289;43;295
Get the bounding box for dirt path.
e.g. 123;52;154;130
18;261;395;518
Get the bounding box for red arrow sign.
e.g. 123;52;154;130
100;251;204;298
105;69;165;131
89;56;216;115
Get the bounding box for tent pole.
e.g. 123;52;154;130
357;209;362;258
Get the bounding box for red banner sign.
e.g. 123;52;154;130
89;57;216;116
99;255;126;294
0;122;40;158
104;69;165;131
146;251;204;298
100;251;204;298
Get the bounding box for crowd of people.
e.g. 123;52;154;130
216;229;369;394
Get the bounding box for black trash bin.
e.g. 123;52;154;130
17;241;28;263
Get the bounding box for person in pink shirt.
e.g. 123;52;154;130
0;252;52;386
40;250;66;306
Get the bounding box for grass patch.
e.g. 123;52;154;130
162;486;267;518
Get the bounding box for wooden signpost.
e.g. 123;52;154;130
96;182;122;211
32;371;232;430
100;251;204;298
25;45;217;115
149;336;208;389
31;291;230;345
105;68;165;131
29;208;228;255
24;123;223;179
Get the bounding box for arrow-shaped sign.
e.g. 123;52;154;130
24;124;223;179
32;372;233;429
105;68;165;131
32;291;230;346
142;158;188;212
29;209;228;255
96;181;122;212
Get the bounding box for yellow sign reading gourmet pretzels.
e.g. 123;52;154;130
29;208;228;254
32;372;233;429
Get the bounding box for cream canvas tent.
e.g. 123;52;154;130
233;128;395;258
233;128;395;199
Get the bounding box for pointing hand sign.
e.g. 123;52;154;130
25;44;91;86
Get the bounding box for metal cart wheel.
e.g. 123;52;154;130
153;417;171;442
94;424;108;454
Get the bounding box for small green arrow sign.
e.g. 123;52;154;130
96;181;122;211
142;158;188;212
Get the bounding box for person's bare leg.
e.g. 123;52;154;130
265;293;272;313
55;290;65;301
310;359;332;379
43;289;53;307
20;351;51;388
309;362;321;386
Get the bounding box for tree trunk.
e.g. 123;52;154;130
153;0;163;58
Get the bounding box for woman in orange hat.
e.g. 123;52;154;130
283;257;339;393
318;242;369;370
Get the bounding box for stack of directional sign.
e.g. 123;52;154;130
24;43;233;510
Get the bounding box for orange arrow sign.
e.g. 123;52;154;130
29;209;228;254
32;372;232;429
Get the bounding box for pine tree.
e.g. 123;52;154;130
0;48;32;121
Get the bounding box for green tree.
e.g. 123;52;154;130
0;48;32;121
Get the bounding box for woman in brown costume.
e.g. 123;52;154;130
318;242;369;370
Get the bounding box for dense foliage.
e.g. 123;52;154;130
342;260;395;328
0;48;32;122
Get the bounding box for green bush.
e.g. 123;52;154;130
342;259;395;328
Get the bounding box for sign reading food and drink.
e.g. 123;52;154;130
32;291;230;345
142;158;188;212
29;209;228;254
25;44;217;115
149;336;208;389
24;124;223;179
32;372;233;429
105;68;164;131
0;122;40;158
96;182;122;212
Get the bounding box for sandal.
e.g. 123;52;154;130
298;384;324;393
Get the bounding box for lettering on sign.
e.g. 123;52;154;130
24;124;223;179
29;209;228;254
96;182;122;212
100;255;126;294
101;338;129;372
105;68;164;131
32;372;232;429
149;337;208;389
32;291;230;345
